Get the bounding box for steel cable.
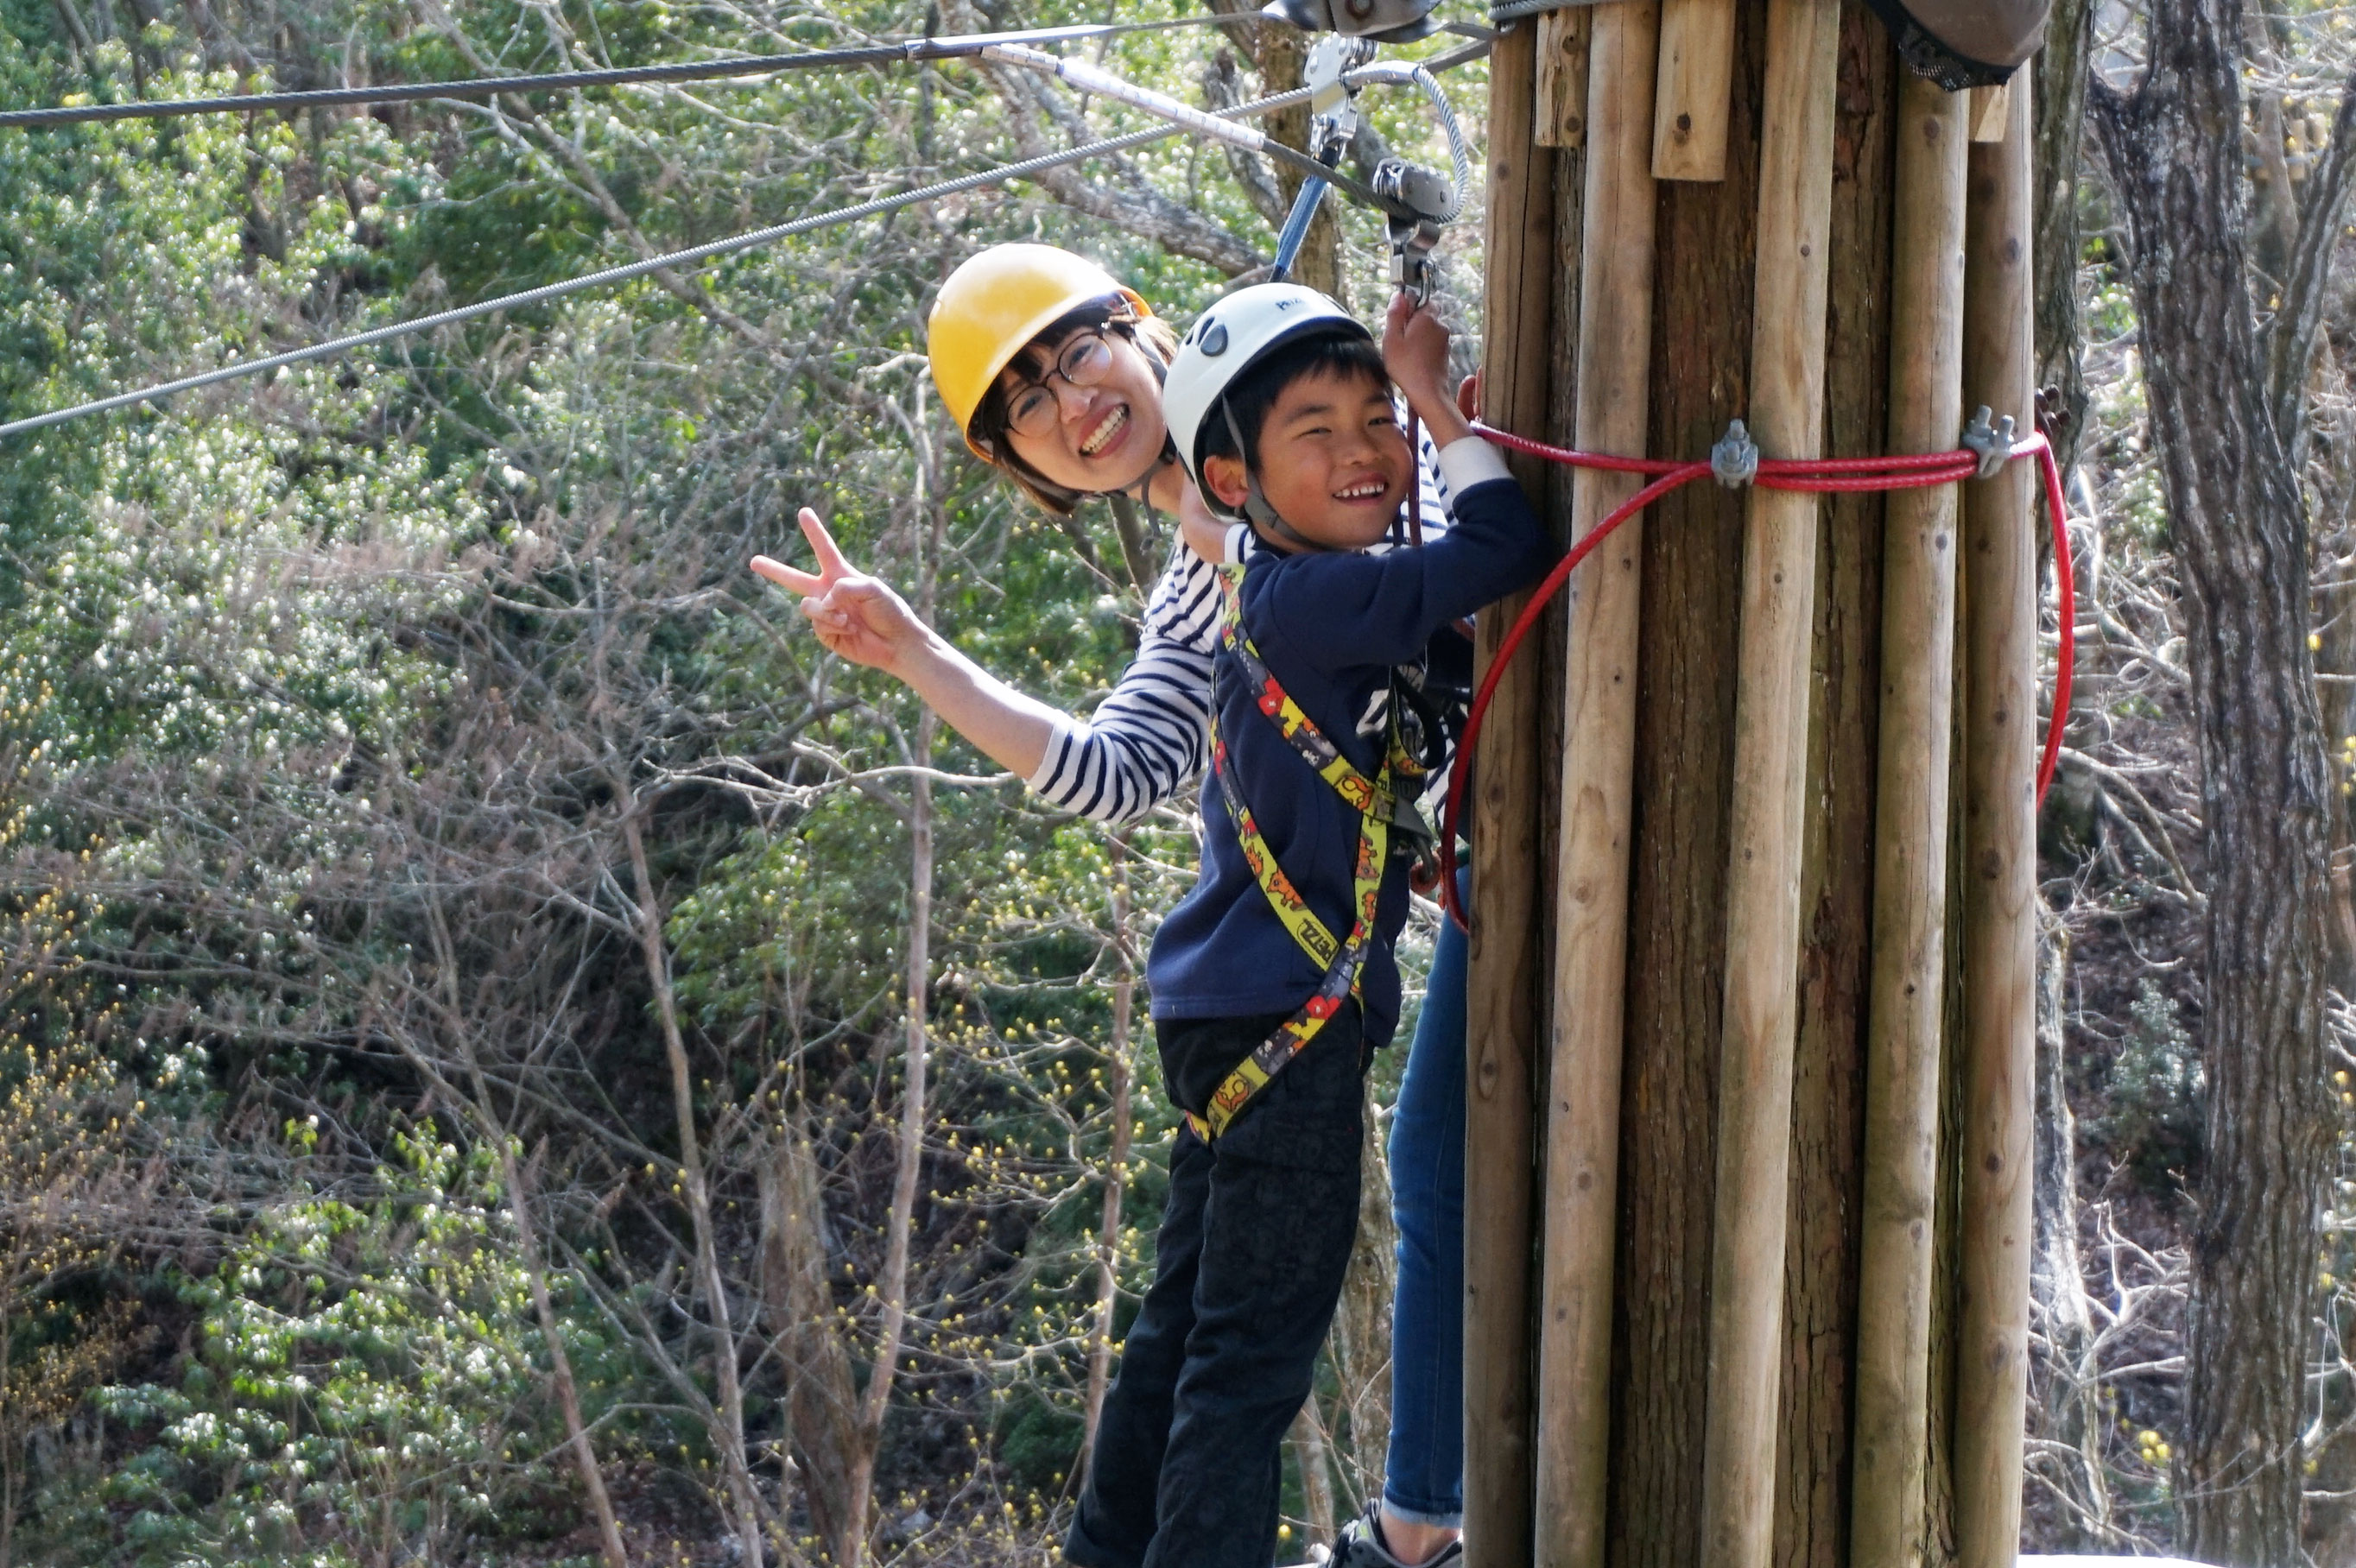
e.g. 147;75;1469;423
0;15;1258;130
0;85;1331;441
0;41;1491;440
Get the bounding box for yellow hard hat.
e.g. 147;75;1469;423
927;244;1152;455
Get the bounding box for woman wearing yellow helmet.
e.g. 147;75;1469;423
752;242;1248;808
752;248;1472;1568
928;243;1188;516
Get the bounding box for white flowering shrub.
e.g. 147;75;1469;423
94;1133;563;1567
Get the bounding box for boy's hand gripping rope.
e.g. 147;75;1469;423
1434;417;2075;929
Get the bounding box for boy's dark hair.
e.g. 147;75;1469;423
968;294;1181;518
1197;332;1390;474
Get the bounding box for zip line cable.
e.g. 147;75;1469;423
0;14;1263;130
0;41;1492;442
0;121;1219;440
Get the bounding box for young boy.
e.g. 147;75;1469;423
1064;285;1555;1568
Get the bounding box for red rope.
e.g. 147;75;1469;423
1436;425;2077;930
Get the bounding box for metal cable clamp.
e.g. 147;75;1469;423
1712;420;1760;488
1960;405;2016;479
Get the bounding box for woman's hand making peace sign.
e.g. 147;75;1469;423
750;507;1067;778
750;509;929;679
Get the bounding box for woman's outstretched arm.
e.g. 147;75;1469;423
753;509;1063;778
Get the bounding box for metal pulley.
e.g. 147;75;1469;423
1373;158;1454;303
1262;0;1443;43
1269;36;1372;285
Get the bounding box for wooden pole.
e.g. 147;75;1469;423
1956;76;2037;1568
1532;7;1657;1566
1849;70;1969;1568
1535;5;1593;150
1695;1;1841;1565
1466;20;1555;1565
1967;82;2010;142
1651;0;1734;179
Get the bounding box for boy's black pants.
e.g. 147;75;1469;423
1066;1005;1367;1568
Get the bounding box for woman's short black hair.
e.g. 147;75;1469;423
966;294;1180;518
1196;332;1390;473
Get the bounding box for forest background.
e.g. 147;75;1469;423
0;0;2347;1562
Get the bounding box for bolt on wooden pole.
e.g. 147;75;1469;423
1848;69;1970;1568
1650;0;1734;178
1955;74;2038;1568
1695;0;1843;1564
1531;6;1658;1566
1466;19;1555;1565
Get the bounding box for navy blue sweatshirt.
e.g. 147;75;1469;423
1146;443;1558;1049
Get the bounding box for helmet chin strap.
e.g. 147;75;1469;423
1221;400;1335;553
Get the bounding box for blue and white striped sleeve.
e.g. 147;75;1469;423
1022;544;1221;824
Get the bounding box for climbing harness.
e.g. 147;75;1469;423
0;36;1485;442
1186;563;1433;1142
1434;414;2078;930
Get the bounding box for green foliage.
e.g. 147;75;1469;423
0;0;1490;1551
92;1135;578;1565
2098;977;2204;1193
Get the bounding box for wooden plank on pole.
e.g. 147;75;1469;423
1849;68;1970;1568
1536;5;1594;149
1694;0;1841;1564
1956;76;2036;1568
1651;0;1735;179
1968;82;2010;142
1466;20;1555;1566
1531;6;1657;1566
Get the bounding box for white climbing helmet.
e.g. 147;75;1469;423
1165;283;1375;529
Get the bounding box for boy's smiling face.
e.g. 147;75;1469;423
1202;364;1410;552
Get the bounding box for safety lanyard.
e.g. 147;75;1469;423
1185;564;1420;1142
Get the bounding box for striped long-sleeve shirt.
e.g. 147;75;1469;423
1023;435;1455;825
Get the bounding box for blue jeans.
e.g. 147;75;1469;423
1382;878;1467;1528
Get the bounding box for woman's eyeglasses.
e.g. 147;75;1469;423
1005;331;1118;439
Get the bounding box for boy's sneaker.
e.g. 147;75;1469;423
1295;1506;1465;1568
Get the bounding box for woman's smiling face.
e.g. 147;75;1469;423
995;323;1171;494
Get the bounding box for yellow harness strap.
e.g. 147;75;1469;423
1183;565;1422;1142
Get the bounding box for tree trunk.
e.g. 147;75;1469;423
1328;1082;1398;1506
624;812;770;1566
2031;0;2097;471
759;1119;867;1565
1083;838;1138;1460
2091;1;2340;1556
2030;909;2109;1549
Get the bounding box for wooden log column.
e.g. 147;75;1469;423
1954;77;2037;1568
1849;68;1969;1568
1466;19;1555;1566
1532;8;1659;1568
1696;3;1843;1566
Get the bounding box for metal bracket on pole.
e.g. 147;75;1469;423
1960;405;2016;479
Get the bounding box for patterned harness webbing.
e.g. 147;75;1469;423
1185;563;1427;1143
